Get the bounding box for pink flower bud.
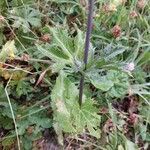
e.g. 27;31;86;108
111;25;122;38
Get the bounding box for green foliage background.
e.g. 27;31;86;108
0;0;149;149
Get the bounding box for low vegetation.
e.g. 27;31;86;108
0;0;149;149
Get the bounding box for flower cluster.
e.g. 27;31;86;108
111;25;122;38
137;0;146;9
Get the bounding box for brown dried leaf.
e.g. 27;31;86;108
35;70;47;87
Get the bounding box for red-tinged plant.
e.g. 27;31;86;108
111;25;122;38
130;11;138;18
40;34;51;43
127;113;139;125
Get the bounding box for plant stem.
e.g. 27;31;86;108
79;0;94;106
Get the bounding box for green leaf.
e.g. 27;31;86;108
49;27;74;58
21;134;33;150
16;80;32;96
28;115;52;128
51;71;101;141
0;115;13;130
36;44;72;70
88;70;129;97
136;49;150;66
78;100;101;138
0;84;6;100
118;145;125;150
37;27;94;72
88;70;114;91
9;7;41;33
91;76;114;91
74;28;85;59
125;140;138;150
17;119;30;135
0;30;4;46
2;138;15;148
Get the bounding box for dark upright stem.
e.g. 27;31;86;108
79;0;94;106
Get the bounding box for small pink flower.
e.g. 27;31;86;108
124;62;135;71
130;11;138;18
40;34;51;43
